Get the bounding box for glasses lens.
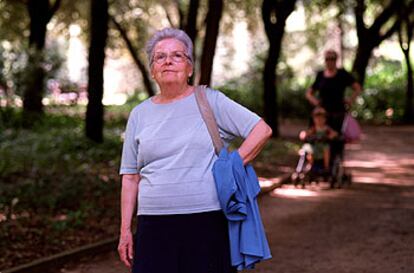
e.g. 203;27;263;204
153;51;188;64
153;53;166;64
172;52;186;62
325;56;336;61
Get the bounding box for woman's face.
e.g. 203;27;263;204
151;38;193;86
324;54;337;70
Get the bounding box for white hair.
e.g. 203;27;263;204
145;28;194;67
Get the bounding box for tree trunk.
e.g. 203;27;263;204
261;0;297;137
403;52;414;123
184;0;200;46
351;41;374;85
23;51;46;117
22;0;50;117
398;6;414;123
85;0;108;143
110;16;155;97
184;0;200;84
28;0;49;50
263;40;280;137
198;0;223;86
352;0;401;85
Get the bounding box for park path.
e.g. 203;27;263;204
61;124;414;273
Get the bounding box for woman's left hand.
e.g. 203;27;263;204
344;98;353;108
238;119;272;165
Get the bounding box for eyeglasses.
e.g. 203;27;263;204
152;51;190;64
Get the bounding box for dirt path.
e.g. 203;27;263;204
62;125;414;273
255;125;414;273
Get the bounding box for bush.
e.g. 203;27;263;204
355;59;406;123
0;108;122;219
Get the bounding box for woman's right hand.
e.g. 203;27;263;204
118;230;134;268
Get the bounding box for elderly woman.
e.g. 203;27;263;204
118;27;272;273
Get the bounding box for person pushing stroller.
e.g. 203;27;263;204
305;49;362;134
291;49;362;188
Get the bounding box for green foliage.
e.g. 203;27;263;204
49;206;91;232
216;51;266;115
0;0;28;45
0;41;64;99
218;50;311;119
355;58;406;123
217;82;263;115
0;107;22;129
0;108;123;220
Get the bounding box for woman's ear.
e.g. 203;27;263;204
187;63;194;78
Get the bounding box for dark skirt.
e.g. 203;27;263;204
132;210;237;273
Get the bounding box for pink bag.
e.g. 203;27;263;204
342;113;361;143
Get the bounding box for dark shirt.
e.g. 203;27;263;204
311;68;355;113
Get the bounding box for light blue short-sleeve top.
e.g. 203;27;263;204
119;88;261;215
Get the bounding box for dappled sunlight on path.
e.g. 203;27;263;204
272;187;319;198
254;125;414;273
344;126;414;187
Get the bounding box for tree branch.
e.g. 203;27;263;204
162;5;177;28
47;0;62;22
261;0;276;36
275;0;296;21
354;0;367;39
262;0;296;37
397;1;414;53
173;0;185;29
109;15;155;97
381;17;400;41
369;0;400;35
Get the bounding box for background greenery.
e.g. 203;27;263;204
1;0;413;270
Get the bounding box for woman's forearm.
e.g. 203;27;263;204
350;82;362;103
306;88;319;106
120;174;140;233
238;119;272;165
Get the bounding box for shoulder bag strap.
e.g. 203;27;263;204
194;85;224;155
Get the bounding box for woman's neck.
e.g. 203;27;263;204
324;67;337;77
155;83;193;103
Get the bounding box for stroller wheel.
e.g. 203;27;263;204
300;173;307;188
329;176;336;189
343;173;353;186
291;173;299;186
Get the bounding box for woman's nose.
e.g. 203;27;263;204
164;55;174;64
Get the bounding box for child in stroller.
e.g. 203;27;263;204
300;107;337;171
292;107;349;188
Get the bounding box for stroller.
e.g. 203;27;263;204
291;113;355;189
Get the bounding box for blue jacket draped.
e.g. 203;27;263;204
212;149;272;270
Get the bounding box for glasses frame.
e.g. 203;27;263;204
152;51;190;65
325;56;337;61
